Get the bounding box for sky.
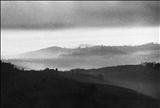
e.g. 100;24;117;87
1;1;160;29
1;1;160;56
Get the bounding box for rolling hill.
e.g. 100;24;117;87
12;43;160;59
1;61;160;108
6;43;160;70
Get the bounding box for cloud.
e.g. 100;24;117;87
1;1;160;29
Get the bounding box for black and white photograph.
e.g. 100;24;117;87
1;1;160;108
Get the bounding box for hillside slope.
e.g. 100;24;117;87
1;62;160;108
64;64;160;99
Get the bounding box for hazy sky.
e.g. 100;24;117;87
2;1;159;29
1;1;160;56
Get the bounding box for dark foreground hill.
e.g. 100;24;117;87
1;61;160;108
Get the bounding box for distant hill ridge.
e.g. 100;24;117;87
12;43;160;59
